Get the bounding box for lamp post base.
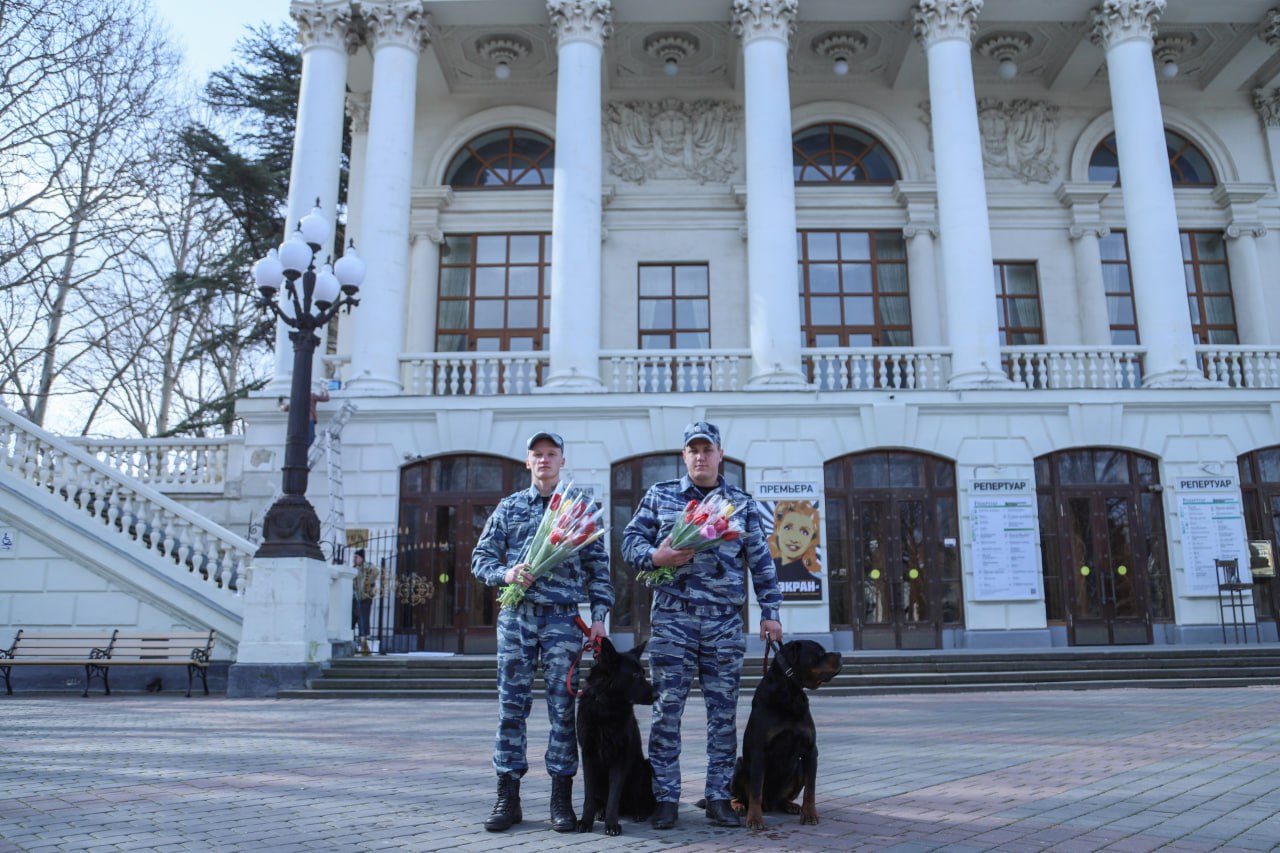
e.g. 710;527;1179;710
255;494;325;560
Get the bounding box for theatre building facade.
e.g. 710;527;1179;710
228;0;1280;655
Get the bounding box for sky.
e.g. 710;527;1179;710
152;0;287;81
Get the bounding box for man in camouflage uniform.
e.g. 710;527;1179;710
622;421;783;829
471;430;612;833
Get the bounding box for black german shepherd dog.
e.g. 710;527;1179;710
575;637;657;836
730;639;843;830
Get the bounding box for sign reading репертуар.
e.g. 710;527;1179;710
1176;476;1251;595
969;480;1041;601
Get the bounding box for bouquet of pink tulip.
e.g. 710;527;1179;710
636;493;743;587
499;480;608;608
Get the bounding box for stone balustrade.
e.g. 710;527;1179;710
68;437;241;493
0;405;255;600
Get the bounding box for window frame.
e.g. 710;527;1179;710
1181;230;1238;345
435;233;551;353
636;262;711;350
443;128;554;189
797;229;913;348
792;122;901;185
992;260;1044;346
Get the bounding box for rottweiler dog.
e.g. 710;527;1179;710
576;637;657;836
730;639;843;830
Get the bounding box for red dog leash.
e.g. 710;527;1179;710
566;615;598;698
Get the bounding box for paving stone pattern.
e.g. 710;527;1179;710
1;687;1278;852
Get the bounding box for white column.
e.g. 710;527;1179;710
346;1;428;395
1223;227;1270;343
1091;0;1202;386
270;0;354;393
732;0;806;387
404;230;442;353
894;182;943;346
1058;183;1116;346
1253;89;1280;195
1213;183;1275;344
913;0;1008;388
543;0;611;390
334;91;369;365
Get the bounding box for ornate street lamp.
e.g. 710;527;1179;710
252;201;364;560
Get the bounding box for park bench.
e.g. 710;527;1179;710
1;628;216;697
0;630;117;697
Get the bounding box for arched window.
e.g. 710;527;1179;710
444;128;554;188
793;123;900;184
1088;129;1215;186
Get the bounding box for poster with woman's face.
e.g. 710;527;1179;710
759;496;824;602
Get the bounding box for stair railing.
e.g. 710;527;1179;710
0;404;255;602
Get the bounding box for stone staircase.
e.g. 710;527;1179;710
278;645;1280;699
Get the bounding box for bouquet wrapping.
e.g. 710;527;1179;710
499;480;608;608
636;492;743;587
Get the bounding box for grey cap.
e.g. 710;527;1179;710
527;431;565;450
683;421;721;447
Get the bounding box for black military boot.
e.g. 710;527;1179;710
484;774;523;832
549;774;576;832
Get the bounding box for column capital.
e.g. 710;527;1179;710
1226;222;1267;240
547;0;612;48
730;0;799;44
1069;224;1110;240
903;222;938;240
362;0;430;52
912;0;983;48
346;91;371;133
1254;88;1280;128
1090;0;1165;50
290;0;354;51
1261;8;1280;47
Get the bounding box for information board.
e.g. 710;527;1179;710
1176;479;1251;596
969;481;1042;601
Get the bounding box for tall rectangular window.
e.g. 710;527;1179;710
992;261;1043;345
436;233;550;352
797;230;912;347
1182;231;1238;344
638;263;710;349
1099;231;1138;345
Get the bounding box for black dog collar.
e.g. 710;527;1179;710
765;637;804;688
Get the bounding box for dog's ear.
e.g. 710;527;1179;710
629;639;647;658
596;635;617;665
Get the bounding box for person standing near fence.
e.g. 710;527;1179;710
470;430;613;833
351;549;378;642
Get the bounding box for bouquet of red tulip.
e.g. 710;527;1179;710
499;480;608;608
636;492;743;587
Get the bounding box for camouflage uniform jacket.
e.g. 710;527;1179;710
622;475;782;622
471;484;613;624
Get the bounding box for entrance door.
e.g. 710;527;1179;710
855;498;937;649
1061;493;1151;645
1036;449;1169;646
399;455;525;654
826;451;961;651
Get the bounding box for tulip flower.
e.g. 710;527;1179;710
499;480;609;608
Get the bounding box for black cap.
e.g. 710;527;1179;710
683;421;721;447
527;431;564;450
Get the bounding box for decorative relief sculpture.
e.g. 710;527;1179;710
604;99;741;184
978;98;1058;183
920;98;1058;183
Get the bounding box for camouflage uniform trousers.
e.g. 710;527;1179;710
647;596;746;803
493;601;584;778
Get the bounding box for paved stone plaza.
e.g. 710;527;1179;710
1;687;1278;852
